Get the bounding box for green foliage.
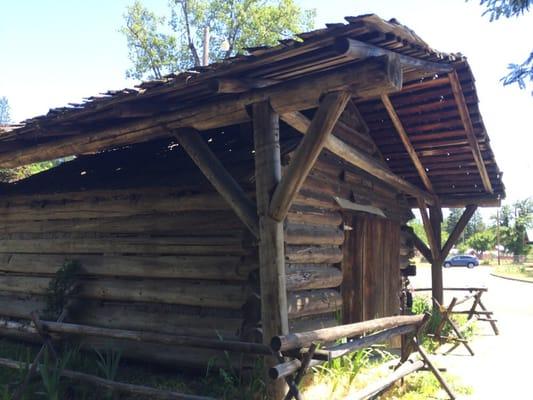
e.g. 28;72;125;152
44;260;81;320
121;0;316;79
467;230;496;255
384;370;473;399
39;348;74;400
478;0;532;20
122;1;180;79
411;296;431;315
477;0;533;93
314;348;372;392
408;220;427;246
495;199;533;259
94;348;121;400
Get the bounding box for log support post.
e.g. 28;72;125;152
417;202;478;308
252;100;288;400
418;200;443;305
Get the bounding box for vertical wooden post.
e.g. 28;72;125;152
429;206;443;306
253;100;289;400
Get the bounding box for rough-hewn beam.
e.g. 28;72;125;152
448;71;493;193
340;38;454;74
281;112;436;205
269;91;350;221
0;56;402;169
252;101;288;400
173;128;259;238
417;199;439;263
381;94;434;192
428;205;444;305
403;227;433;263
441;205;478;261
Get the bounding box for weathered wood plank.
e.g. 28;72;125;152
285;265;342;291
0;254;257;281
0;277;248;309
287;289;342;319
0;235;249;255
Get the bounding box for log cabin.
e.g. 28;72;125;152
0;14;504;396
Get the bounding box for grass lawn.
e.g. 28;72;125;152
492;264;533;282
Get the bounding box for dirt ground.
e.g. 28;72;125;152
410;265;533;399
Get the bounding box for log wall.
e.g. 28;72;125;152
0;114;412;366
283;106;412;332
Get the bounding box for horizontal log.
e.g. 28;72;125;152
287;289;342;319
289;314;338;333
287;207;342;227
285;265;342;291
0;357;215;400
0;294;243;339
271;314;425;351
0;318;270;355
0;277;249;309
269;358;321;380
285;224;344;246
323;324;416;359
285;246;343;264
0;211;246;234
0;254;257;281
0;188;233;222
0;235;250;255
0;331;252;369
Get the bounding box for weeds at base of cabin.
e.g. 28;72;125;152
38;347;74;400
381;370;473;399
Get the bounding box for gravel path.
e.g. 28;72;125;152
410;266;533;399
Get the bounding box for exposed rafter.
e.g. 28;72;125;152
448;71;493;193
381;94;434;193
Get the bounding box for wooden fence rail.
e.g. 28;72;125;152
414;286;499;355
269;313;456;400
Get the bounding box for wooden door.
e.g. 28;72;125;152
342;214;401;323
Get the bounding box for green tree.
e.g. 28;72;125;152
467;230;495;256
0;96;10;124
122;0;315;80
477;0;533;93
464;210;485;240
499;198;533;261
444;208;463;236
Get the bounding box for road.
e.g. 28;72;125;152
410;265;533;399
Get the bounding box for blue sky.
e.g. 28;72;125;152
1;0;532;207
